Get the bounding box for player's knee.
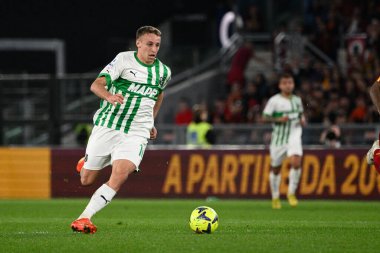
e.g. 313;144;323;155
291;156;302;168
271;167;281;175
111;170;130;183
293;163;301;169
113;161;137;176
292;160;302;168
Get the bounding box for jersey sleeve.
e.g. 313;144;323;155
161;66;172;90
263;97;275;117
298;97;304;113
98;53;124;86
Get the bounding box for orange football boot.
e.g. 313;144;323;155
71;218;97;234
76;157;85;173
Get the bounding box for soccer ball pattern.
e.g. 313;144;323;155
189;206;219;234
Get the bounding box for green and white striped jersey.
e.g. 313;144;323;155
93;51;171;139
263;93;304;146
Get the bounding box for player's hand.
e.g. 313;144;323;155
150;126;157;140
277;116;289;123
106;94;124;106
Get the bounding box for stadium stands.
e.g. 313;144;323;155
0;0;379;146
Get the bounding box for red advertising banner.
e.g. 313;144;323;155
51;148;380;200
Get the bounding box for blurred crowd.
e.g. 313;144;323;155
175;0;380;134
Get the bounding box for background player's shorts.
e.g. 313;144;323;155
84;125;147;171
269;141;303;167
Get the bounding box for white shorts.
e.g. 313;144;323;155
269;142;303;167
84;125;148;171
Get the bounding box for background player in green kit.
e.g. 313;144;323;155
263;73;306;209
71;26;171;233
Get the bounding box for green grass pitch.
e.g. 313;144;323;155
0;199;379;253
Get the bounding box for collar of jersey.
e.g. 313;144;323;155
134;51;156;67
280;93;293;99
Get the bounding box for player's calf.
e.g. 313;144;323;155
79;168;100;186
80;176;95;186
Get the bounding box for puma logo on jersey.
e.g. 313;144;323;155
127;83;159;98
130;71;137;77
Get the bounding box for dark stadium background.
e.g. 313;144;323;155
0;0;221;73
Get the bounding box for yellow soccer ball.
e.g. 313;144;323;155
189;206;219;234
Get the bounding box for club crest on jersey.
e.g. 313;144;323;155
159;77;165;87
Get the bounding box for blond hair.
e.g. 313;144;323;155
136;26;161;39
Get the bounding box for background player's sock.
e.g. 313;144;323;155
288;168;301;195
269;172;281;199
78;184;116;219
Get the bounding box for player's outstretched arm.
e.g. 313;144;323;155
369;76;380;114
90;77;124;106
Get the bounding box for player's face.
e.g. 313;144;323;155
136;33;161;64
279;77;294;95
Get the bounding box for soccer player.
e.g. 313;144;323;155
70;26;171;234
366;76;380;173
263;73;306;209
